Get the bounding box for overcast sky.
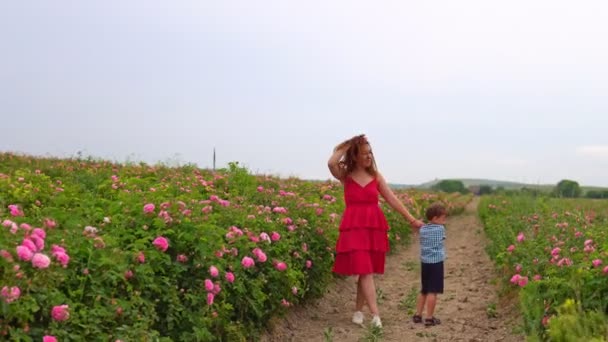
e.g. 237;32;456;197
1;1;607;186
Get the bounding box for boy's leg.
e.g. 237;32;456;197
415;293;427;316
425;293;437;319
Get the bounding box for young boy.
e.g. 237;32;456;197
412;202;447;327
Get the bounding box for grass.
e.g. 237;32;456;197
399;287;419;315
360;324;383;342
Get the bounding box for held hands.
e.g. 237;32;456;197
405;216;424;229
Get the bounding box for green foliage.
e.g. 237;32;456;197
586;190;608;199
0;152;471;340
554;179;582;198
431;179;468;194
479;195;608;340
547;299;607;342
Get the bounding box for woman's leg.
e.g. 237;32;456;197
356;276;365;311
359;274;379;315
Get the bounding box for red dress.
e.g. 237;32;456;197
332;176;390;275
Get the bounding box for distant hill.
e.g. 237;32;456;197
391;178;607;192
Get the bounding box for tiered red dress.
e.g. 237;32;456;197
332;176;390;275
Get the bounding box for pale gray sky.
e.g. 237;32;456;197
1;1;607;186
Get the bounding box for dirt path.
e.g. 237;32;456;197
262;198;523;342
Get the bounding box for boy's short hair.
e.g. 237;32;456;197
425;202;448;221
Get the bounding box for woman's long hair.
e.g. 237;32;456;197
337;134;378;176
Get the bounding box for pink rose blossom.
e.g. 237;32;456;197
507;245;515;252
177;254;188;263
137;252;145;263
292;286;298;295
32;253;51;269
225;272;235;283
44;218;57;229
603;266;608;274
16;246;33;261
1;286;21;303
143;203;155;213
22;239;37;252
54;252;70;267
0;249;13;262
30;235;45;251
241;256;255;268
518;276;528;287
204;279;214;291
275;262;287;271
259;232;271;243
306;260;312;269
32;228;46;239
209;266;219;278
517;232;525;242
43;336;57;342
533;274;542;281
271;232;281;241
51;245;66;254
124;270;134;280
152;237;169;252
51;304;69;321
253;248;267;262
8;204;23;217
592;259;602;268
207;292;214;306
510;274;521;284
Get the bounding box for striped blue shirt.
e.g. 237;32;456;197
419;223;446;264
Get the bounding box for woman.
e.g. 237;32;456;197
328;134;423;328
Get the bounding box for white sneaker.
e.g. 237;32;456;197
352;311;364;325
371;315;382;328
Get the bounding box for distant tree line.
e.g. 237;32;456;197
430;178;606;199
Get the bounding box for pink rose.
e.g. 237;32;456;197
209;266;219;278
241;256;255;268
21;239;37;252
137;252;145;263
275;262;287;271
32;253;51;269
271;232;281;241
54;252;70;267
16;246;34;261
592;259;602;268
32;228;47;239
51;304;70;321
43;336;57;342
204;279;214;291
306;260;312;269
152;236;169;252
225;272;235;283
207;292;214;306
1;286;21;303
143;203;155;213
507;245;515;252
517;232;525;243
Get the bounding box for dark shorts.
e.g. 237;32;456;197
421;261;444;294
